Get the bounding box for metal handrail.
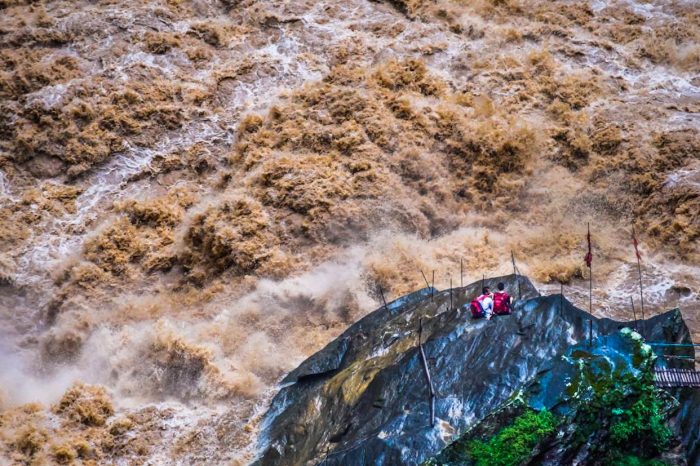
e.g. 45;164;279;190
648;343;700;347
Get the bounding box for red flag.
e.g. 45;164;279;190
632;227;642;261
584;224;592;268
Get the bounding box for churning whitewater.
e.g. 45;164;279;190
0;0;698;464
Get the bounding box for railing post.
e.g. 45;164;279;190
418;318;436;427
379;285;388;313
559;282;563;317
449;277;453;311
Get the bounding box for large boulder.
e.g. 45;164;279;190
253;274;695;465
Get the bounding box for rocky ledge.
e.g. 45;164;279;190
253;275;699;465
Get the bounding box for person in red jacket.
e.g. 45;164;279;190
492;282;512;315
469;286;494;320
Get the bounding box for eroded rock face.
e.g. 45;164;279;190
678;389;700;465
254;274;695;465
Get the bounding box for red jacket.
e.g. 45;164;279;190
493;291;511;315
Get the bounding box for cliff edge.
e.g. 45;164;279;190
254;275;698;465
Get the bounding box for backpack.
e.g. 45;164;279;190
469;298;486;318
493;292;511;315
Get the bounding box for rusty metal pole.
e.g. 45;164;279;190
421;269;430;290
449;276;453;310
511;251;521;300
588;223;593;348
636;254;646;337
560;282;564;317
379;285;388;313
632;226;646;338
418;318;435;427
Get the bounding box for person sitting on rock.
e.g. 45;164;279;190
469;286;494;320
493;282;512;315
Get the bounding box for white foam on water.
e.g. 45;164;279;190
590;0;609;12
115;51;179;80
25;82;70;109
143;402;226;465
536;254;700;322
0;170;11;199
15;115;230;286
664;163;700;191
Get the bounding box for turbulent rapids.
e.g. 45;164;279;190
0;0;699;464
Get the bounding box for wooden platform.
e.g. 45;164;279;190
654;369;700;388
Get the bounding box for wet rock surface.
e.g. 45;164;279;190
678;388;700;465
255;274;696;465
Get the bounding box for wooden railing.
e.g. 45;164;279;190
654;369;700;388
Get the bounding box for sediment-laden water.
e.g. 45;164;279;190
0;0;698;464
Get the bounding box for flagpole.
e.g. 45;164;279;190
630;296;638;333
560;281;564;318
511;251;521;300
589;270;593;347
449;276;453;311
588;223;593;347
636;253;645;337
633;226;646;338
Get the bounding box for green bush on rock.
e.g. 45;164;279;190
423;408;557;466
467;410;557;466
572;330;675;464
617;455;669;466
572;369;674;463
423;328;679;466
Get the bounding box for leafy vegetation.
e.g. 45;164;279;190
616;455;669;466
467;410;557;466
572;331;674;465
573;363;673;464
423;408;557;466
424;329;678;466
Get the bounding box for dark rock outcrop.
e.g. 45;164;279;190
677;389;700;465
253;274;696;465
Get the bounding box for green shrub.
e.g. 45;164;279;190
467;410;557;466
573;334;674;464
616;455;668;466
423;330;676;466
608;389;673;454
